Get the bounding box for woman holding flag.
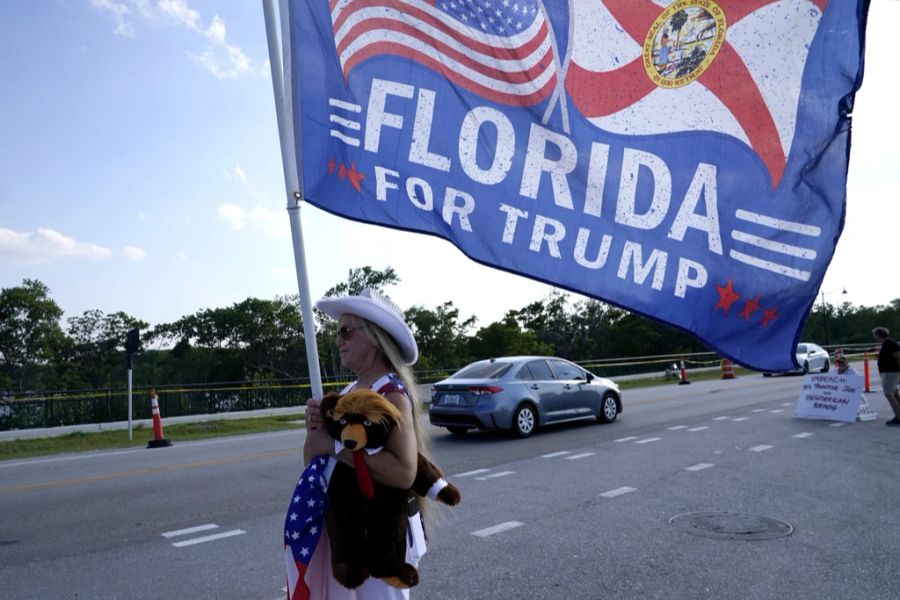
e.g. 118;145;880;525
285;288;429;600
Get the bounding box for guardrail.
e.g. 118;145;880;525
1;343;881;431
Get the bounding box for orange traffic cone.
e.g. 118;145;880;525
678;357;691;385
147;389;172;448
721;359;736;379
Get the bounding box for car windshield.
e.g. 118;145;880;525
796;344;807;353
451;361;513;380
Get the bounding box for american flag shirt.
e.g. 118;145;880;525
284;456;329;600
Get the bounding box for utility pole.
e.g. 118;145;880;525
125;328;140;441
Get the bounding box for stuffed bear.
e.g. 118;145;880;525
320;389;460;589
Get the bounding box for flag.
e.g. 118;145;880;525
284;0;870;371
330;0;558;106
284;457;329;600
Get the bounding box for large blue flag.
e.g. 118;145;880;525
285;0;869;371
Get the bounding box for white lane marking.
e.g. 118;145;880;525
749;445;773;452
685;463;715;472
171;529;246;548
541;451;571;458
688;426;709;432
472;521;523;538
732;417;749;422
162;523;219;538
793;432;814;439
770;409;784;413
600;486;637;498
781;402;793;406
750;409;766;413
455;468;490;477
475;471;514;481
614;436;638;442
668;425;688;430
565;452;595;460
829;423;847;427
713;416;731;421
635;437;661;444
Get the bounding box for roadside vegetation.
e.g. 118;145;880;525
0;414;306;461
0;367;766;461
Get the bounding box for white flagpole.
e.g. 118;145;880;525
262;0;324;400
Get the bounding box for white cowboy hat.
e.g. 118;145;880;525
315;288;418;365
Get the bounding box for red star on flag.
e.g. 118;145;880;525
714;279;741;315
347;163;365;192
738;295;761;321
761;306;780;327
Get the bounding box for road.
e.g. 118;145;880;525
1;373;898;599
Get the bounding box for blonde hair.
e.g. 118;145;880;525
354;316;437;522
362;319;430;456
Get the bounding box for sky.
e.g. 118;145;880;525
1;0;898;340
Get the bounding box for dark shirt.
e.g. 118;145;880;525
877;338;900;372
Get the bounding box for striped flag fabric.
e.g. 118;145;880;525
329;0;558;105
284;457;329;600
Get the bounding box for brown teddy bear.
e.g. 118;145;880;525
320;389;460;589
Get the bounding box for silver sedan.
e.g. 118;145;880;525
428;356;622;438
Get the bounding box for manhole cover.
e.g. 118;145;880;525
669;511;793;540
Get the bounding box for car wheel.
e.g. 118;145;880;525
597;392;618;424
802;361;809;375
820;360;829;373
763;373;772;377
447;426;469;435
512;404;536;438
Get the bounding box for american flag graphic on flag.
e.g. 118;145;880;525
284;457;329;600
329;0;558;105
282;0;870;372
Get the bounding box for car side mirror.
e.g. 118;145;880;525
585;372;594;383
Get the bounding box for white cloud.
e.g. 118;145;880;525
90;0;254;79
0;227;113;262
137;211;146;219
205;14;227;44
216;203;287;238
157;0;200;29
123;245;147;260
217;202;247;230
177;251;189;262
91;0;135;37
189;42;251;80
234;164;247;184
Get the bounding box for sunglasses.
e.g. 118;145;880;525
337;325;366;340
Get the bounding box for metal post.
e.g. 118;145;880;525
263;0;324;400
127;360;133;441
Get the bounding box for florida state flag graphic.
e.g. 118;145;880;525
285;0;870;371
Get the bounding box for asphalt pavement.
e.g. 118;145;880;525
1;372;898;599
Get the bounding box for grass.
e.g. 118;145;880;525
616;366;758;389
0;413;306;461
1;367;764;461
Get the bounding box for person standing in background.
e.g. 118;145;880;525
873;327;900;426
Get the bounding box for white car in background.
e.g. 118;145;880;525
763;342;830;376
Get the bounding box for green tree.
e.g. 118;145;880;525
64;309;148;388
405;301;476;370
0;279;65;391
467;317;551;359
322;266;400;298
148;296;307;382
